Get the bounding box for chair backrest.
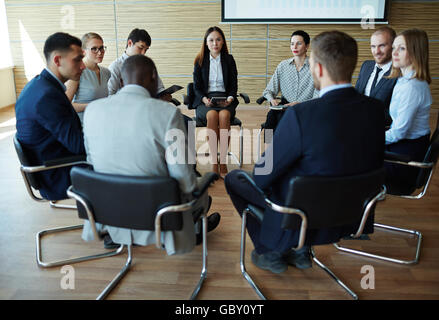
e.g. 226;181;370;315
13;134;42;190
70;167;183;231
281;168;385;231
415;127;439;188
186;82;196;110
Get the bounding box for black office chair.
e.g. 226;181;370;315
183;82;250;167
14;136;117;268
66;166;218;300
255;95;286;156
13;134;117;268
335;125;439;265
236;169;385;300
13;134;87;210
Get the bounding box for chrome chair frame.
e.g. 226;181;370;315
29;164;124;268
334;158;434;265
19;159;88;209
239;181;386;300
183;83;250;168
195;119;244;168
66;186;209;300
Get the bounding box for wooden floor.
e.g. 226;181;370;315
1;104;439;300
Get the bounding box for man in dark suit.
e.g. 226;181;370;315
355;26;397;127
15;32;86;200
225;31;385;274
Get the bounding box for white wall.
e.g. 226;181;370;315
0;67;16;108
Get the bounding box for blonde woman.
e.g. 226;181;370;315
66;32;111;123
385;28;432;192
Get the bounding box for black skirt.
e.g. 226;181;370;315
195;91;237;127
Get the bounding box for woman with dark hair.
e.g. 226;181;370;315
385;28;432;193
193;26;238;177
262;30;318;138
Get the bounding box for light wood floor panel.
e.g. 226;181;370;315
1;105;439;300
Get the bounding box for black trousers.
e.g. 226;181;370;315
224;169;273;254
385;134;430;194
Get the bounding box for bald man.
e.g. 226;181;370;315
82;55;220;254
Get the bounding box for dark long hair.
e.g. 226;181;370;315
194;26;229;67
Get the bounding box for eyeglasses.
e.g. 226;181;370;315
87;46;107;53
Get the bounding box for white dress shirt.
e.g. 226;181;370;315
364;60;392;96
208;54;225;92
385;70;432;144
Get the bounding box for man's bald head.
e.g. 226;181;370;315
121;54;158;96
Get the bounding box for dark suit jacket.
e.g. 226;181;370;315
15;69;85;200
193;53;238;108
355;60;397;126
253;87;385;252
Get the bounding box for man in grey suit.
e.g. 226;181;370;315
355;26;397;127
82;54;220;255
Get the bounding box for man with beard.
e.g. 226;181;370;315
355;26;397;127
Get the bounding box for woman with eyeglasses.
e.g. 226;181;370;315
66;32;111;123
385;28;432;193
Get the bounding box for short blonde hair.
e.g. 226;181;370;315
81;32;103;49
388;29;431;84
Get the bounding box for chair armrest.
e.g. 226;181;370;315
183;94;190;106
384;151;433;168
384;151;412;163
44;155;87;167
239;92;250;104
192;172;219;198
256;96;267;105
171;98;181;106
22;156;89;173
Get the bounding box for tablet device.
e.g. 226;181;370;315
211;96;228;105
157;84;183;97
269;104;287;110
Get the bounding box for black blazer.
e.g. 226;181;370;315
193;53;238;108
355;60;397;126
253;87;385;251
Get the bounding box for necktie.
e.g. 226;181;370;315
370;66;382;91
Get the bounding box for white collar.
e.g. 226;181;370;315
45;67;66;91
375;60;392;73
319;83;352;97
210;53;221;62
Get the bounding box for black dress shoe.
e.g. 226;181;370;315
196;212;221;245
282;247;312;269
103;234;121;249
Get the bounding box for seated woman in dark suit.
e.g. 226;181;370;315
385;28;432;193
193;26;238;178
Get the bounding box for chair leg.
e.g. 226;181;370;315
97;245;132;300
190;214;208;300
227;125;243;168
36;224;125;268
240;209;267;300
334;223;422;265
239;125;243;168
49;200;77;210
310;248;358;300
257;128;262;157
